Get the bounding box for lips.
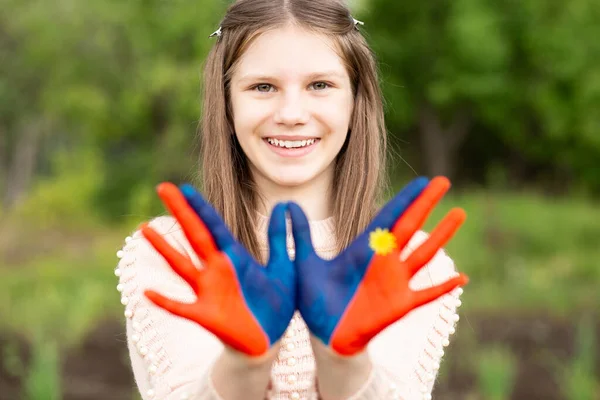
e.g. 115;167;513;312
266;137;318;149
264;135;319;141
263;137;319;158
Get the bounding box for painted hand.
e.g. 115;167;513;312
289;176;469;356
141;183;295;357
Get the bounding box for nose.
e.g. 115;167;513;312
273;91;310;126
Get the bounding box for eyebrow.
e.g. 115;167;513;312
237;70;347;83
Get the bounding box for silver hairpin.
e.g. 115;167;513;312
209;18;361;38
353;18;364;30
209;26;222;38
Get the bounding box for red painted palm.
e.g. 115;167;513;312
289;177;469;356
141;183;296;357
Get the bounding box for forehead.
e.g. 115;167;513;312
233;24;348;80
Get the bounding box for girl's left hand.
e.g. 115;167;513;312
288;176;469;356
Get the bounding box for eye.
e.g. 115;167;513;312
252;83;274;93
311;81;330;90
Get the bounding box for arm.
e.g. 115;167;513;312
338;232;463;400
212;345;279;399
117;216;275;400
310;336;373;400
289;177;468;400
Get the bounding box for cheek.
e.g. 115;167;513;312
231;96;247;133
318;95;354;133
232;97;271;137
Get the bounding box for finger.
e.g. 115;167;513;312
180;183;236;251
367;176;429;231
346;178;427;266
288;202;316;262
267;203;289;264
405;208;466;277
409;273;469;310
392;176;451;248
145;289;201;321
157;182;218;260
141;223;201;291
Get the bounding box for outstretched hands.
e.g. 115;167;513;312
288;176;468;356
140;177;468;359
141;183;295;357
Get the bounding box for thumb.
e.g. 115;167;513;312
288;202;316;263
267;202;289;264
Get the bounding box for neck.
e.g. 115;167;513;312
252;166;334;221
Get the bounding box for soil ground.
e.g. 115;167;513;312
1;313;598;400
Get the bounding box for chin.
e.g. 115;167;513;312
250;158;333;190
262;166;321;188
269;174;315;188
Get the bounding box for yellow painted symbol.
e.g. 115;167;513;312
368;228;397;256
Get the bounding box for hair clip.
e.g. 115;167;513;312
209;26;222;38
353;18;364;30
209;18;362;38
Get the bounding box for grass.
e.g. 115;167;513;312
417;189;600;315
1;188;599;342
0;223;131;399
476;344;518;400
0;187;599;399
558;314;599;400
0;230;127;346
23;336;61;400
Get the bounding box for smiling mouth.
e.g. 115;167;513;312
265;137;320;149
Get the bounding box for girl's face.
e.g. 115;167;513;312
230;24;354;190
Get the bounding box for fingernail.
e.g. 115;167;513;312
180;184;195;197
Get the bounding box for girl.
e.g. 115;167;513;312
114;0;468;399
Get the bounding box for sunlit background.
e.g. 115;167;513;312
1;0;599;399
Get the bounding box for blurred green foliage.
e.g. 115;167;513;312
476;345;518;400
368;0;600;190
1;0;599;398
23;337;61;400
400;185;600;313
559;315;599;400
2;0;600;222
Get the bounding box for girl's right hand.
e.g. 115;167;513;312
141;183;296;358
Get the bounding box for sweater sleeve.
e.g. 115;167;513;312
115;216;225;400
347;231;464;400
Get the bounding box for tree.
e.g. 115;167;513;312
0;0;223;215
365;0;600;192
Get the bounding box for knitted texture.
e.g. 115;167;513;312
115;215;463;400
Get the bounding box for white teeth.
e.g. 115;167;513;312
266;138;316;148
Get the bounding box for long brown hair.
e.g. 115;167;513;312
198;0;388;260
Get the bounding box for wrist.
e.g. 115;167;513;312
211;343;280;400
221;342;280;372
310;335;372;400
310;335;368;365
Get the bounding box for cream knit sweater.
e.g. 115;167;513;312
115;214;463;400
